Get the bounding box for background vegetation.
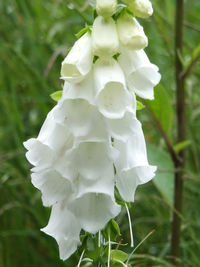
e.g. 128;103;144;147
0;0;199;266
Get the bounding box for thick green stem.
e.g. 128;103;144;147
171;0;186;264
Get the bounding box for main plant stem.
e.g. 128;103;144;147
171;0;185;264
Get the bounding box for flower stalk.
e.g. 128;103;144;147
171;0;186;264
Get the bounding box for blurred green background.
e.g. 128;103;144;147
0;0;199;266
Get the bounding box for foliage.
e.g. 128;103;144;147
0;0;200;266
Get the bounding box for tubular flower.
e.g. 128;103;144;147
117;12;148;50
24;0;160;261
124;0;153;18
92;16;119;58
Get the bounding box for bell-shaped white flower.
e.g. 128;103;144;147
31;169;72;207
116;165;156;202
117;13;148;50
114;118;156;202
24;106;75;173
124;0;153;18
105;111;137;141
63;71;94;105
96;0;118;18
92;16;119;58
69;170;121;233
41;203;81;261
24;138;55;172
94;58;133;118
61;32;93;83
56;141;118;181
118;47;161;99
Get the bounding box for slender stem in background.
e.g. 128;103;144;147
171;0;186;264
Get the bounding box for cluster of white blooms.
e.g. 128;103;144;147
24;0;161;261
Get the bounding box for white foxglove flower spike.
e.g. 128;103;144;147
24;0;161;261
92;16;119;58
117;13;148;50
61;32;93;83
119;47;161;99
96;0;118;18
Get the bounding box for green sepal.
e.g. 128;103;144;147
136;100;145;110
50;90;63;102
75;24;92;39
113;4;134;21
84;234;103;261
102;219;120;241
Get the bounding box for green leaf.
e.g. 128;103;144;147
136;100;145;111
111;250;127;262
192;44;200;60
144;84;174;138
147;144;174;205
174;140;191;154
50;90;63;102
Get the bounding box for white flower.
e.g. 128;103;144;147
94;58;133;118
96;0;117;18
105;111;137;141
63;71;94;105
124;0;153;18
92;16;119;58
118;47;161;99
31;169;72;207
55;141;118;181
68;170;121;233
117;13;148;50
114;118;157;202
61;32;93;83
41;203;81;261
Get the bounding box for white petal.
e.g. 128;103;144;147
74;165;115;198
24;138;54;170
117;14;148;50
62;71;94;104
38;119;70;152
116;165;156;202
61;32;93;83
70;141;118;180
31;169;72;207
106;111;137;141
119;48;161;100
56;98;98;137
69;193;121;234
94;58;132;118
41;203;81;261
96;0;117;17
114;119;149;170
92;16;119;58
